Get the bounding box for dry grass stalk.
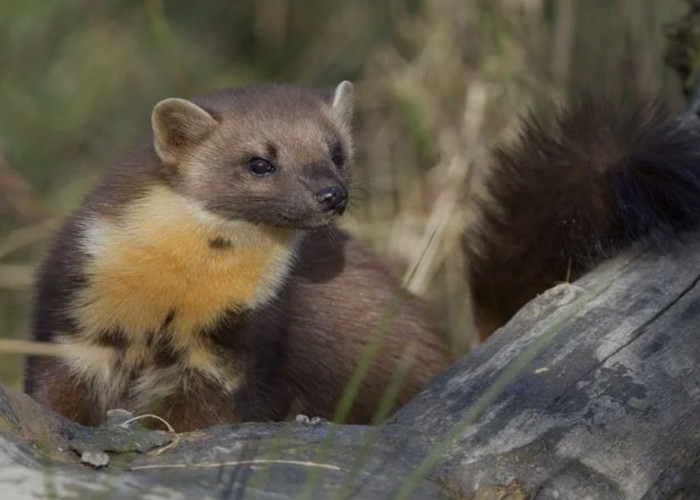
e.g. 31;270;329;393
0;339;64;357
0;149;49;222
0;264;34;290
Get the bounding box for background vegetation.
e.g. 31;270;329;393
0;0;686;390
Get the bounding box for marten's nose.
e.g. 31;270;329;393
315;185;348;214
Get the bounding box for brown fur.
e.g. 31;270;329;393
466;97;700;339
280;227;446;423
25;83;449;431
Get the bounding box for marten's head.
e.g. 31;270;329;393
151;82;354;229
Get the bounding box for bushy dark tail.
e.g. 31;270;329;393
466;97;700;338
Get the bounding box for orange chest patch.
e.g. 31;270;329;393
75;187;297;342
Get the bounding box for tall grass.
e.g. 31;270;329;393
0;0;685;389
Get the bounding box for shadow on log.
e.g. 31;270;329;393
2;237;700;498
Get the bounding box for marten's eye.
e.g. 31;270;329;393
248;158;276;176
330;143;344;167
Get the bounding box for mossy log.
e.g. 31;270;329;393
2;239;700;499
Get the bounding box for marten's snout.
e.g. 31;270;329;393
316;185;348;214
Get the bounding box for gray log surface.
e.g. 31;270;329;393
1;239;700;499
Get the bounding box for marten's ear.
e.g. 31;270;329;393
329;81;354;124
152;98;219;165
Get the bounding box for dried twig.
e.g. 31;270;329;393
119;413;181;455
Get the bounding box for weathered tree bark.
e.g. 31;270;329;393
2;237;700;499
395;239;700;499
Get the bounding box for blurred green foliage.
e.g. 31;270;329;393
0;0;688;390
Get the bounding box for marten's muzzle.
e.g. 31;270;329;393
315;185;348;215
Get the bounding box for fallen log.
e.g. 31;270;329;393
395;239;700;499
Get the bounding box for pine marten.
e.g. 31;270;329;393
24;82;449;431
24;84;700;431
